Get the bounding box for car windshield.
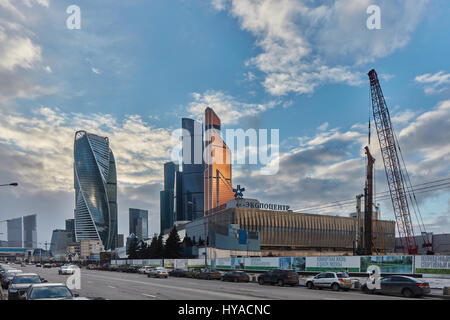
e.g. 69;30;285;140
336;273;349;278
29;286;73;299
12;275;41;284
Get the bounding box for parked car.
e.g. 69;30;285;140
305;272;352;291
1;270;23;289
138;266;153;274
43;263;52;269
257;269;299;286
148;267;169;278
361;275;430;298
185;268;202;279
169;268;188;277
23;283;80;300
197;269;222;280
222;271;251;283
58;265;75;275
35;263;41;267
87;264;98;270
7;273;47;300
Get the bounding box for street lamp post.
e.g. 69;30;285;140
0;182;18;187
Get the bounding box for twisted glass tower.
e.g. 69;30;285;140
74;131;118;250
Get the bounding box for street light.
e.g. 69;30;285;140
0;182;18;187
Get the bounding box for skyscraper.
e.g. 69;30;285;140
50;229;73;259
7;217;22;248
65;218;76;242
204;107;234;215
129;208;148;240
23;214;37;248
160;162;178;233
181;118;204;221
74;130;118;250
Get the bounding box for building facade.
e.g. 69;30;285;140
74;130;118;250
204;108;234;216
7;217;22;248
180;118;204;221
185;206;396;255
65;218;76;242
160;161;178;233
129;208;148;240
23;214;37;249
50;229;73;259
118;234;124;248
80;239;104;261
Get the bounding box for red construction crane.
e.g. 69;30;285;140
368;69;432;254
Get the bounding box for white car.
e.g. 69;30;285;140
305;272;352;291
138;266;153;274
58;265;75;275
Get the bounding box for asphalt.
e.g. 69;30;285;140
1;265;445;300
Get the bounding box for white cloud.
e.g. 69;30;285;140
317;122;329;131
213;0;428;96
44;65;52;73
415;71;450;95
187;90;279;125
91;67;101;75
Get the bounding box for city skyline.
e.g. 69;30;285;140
0;1;449;246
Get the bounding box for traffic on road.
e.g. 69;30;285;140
0;261;443;300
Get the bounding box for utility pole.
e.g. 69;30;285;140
363;146;375;255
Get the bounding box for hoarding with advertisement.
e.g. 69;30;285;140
415;255;450;274
306;256;360;272
360;255;413;274
243;257;278;271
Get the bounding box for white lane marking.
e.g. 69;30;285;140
142;293;156;298
81;273;264;300
108;285;116;289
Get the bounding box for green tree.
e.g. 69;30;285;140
127;237;138;259
148;234;158;258
156;234;165;258
137;241;148;259
164;227;183;258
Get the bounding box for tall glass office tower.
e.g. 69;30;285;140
7;217;22;248
181;118;204;221
23;214;37;248
129;208;148;240
74;131;118;250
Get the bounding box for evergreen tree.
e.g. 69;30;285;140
183;236;193;248
148;234;158;258
156;234;165;258
164;227;183;258
127;237;138;259
137;241;148;259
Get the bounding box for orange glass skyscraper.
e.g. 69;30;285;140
204;107;235;215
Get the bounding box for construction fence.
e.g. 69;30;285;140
110;255;450;275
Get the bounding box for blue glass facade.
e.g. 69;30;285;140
129;208;148;240
74;131;118;250
160;162;178;233
181;118;204;221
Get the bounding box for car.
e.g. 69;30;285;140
168;268;188;277
197;269;222;280
222;271;251;283
8;273;47;300
20;262;26;267
58;265;75;275
23;283;80;300
1;270;23;289
257;269;299;286
87;264;98;270
361;275;431;298
43;263;52;269
148;267;169;278
138;266;153;274
185;268;202;279
305;272;352;291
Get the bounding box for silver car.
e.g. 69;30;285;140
306;272;352;291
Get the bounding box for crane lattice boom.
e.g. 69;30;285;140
368;69;418;254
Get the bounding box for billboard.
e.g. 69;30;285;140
360;255;413;274
306;256;360;272
175;259;188;269
415;255;450;275
291;257;306;271
215;258;232;269
243;257;278;271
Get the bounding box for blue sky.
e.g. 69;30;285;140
0;0;449;246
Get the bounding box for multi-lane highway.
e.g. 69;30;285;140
1;265;441;300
